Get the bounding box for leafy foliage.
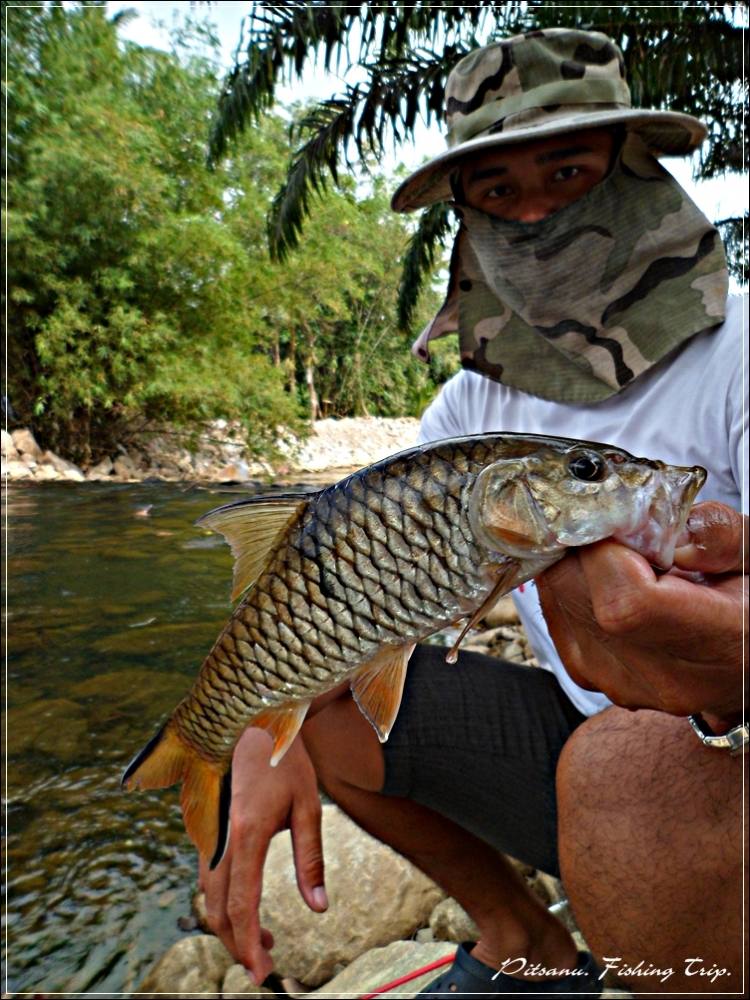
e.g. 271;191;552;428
5;3;446;462
208;1;748;306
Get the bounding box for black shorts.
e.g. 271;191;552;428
380;643;586;877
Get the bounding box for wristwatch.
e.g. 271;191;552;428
688;714;749;755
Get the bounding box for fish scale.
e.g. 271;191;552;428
123;432;705;868
173;445;496;760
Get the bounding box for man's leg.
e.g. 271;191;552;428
302;648;581;976
557;707;745;994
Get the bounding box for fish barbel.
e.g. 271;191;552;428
123;432;705;865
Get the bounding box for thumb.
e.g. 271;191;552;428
673;502;747;574
290;801;327;912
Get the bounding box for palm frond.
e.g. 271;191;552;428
267;94;359;261
211;2;747;285
397;202;454;331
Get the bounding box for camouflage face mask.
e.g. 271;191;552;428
414;137;728;402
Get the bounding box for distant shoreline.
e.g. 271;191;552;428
2;417;422;485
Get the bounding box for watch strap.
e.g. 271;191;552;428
688;714;749;755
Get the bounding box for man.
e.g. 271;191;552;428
201;29;747;994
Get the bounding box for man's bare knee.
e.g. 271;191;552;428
302;692;385;794
556;707;744;991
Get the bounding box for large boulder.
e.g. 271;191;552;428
33;464;60;481
113;452;140;479
87;456;114;479
42;450;86;480
11;428;43;460
258;804;445;986
136;934;235;999
307;940;457;998
429;897;480;944
221;964;276;998
1;428;18;459
3;459;31;480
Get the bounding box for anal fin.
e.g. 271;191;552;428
252;700;312;766
350;642;416;742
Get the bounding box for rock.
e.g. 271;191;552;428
222;965;277;998
5;698;90;761
113;453;139;478
218;461;249;482
192;890;211;933
69;667;187;716
503;640;525;661
278;975;310;998
42;450;84;477
33;464;60;481
429;898;480;944
174;450;196;474
63;467;86;482
4;460;31;480
307;940;457;998
482;594;520;627
21;453;37;468
528;870;566;906
1;429;18;459
11;428;43;459
136;934;235;998
259;804;444;986
87;456;113;478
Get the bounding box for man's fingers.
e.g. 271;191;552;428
673;502;747;574
536;570;596;690
200;850;241;963
290;799;327;912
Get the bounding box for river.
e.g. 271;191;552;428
3;479;323;996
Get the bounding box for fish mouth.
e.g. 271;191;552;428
614;463;707;569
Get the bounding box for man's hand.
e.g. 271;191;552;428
198;727;327;985
536;502;747;729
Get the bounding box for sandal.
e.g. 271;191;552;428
417;942;604;995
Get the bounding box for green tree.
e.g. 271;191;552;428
4;3;448;461
208;1;748;322
4;3;305;461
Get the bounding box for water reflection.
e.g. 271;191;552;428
3;479;319;995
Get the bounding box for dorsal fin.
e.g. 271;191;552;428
196;493;313;601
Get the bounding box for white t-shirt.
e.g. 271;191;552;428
418;294;748;716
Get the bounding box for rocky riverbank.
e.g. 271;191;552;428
137;804;630;999
1;418;422;485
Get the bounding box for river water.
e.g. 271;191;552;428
3;479;324;996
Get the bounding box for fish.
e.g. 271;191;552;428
122;432;705;867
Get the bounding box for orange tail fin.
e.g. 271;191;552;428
122;722;232;869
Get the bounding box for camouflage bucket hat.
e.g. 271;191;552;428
392;28;707;213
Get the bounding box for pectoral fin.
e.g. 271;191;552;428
197;493;312;601
252;699;312;766
445;561;520;664
350;642;416;742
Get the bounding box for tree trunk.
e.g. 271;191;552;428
306;360;320;422
287;328;297;394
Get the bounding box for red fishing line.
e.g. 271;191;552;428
359;951;457;998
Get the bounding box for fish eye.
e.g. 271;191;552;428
568;452;607;482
